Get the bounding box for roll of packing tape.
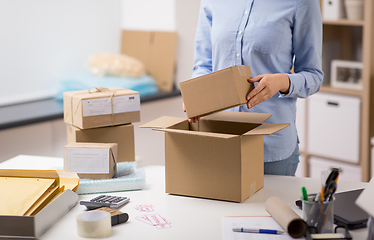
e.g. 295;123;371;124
77;211;111;238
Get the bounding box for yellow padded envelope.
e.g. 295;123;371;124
0;177;56;216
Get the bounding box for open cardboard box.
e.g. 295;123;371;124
141;111;289;202
0;169;79;239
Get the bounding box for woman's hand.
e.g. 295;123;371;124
246;74;290;109
183;102;200;123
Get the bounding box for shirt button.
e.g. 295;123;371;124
236;53;240;57
239;31;242;34
244;11;248;14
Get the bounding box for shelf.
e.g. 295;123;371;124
319;85;362;97
0;90;181;130
307;153;361;166
323;19;365;26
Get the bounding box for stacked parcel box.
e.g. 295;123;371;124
63;87;140;179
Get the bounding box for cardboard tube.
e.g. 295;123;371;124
77;211;111;238
265;196;306;238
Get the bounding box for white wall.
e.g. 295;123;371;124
0;0;201;106
121;0;201;86
0;0;121;106
120;0;176;31
175;0;201;85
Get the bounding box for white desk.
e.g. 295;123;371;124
0;156;369;240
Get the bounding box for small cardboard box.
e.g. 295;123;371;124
0;169;79;239
64;143;117;179
179;65;254;119
121;30;177;92
63;87;140;129
141;111;289;202
67;123;135;163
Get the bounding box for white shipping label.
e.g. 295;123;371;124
82;94;140;117
64;148;109;174
112;94;140;113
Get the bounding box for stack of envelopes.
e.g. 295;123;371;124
0;169;79;216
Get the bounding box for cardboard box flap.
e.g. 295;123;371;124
244;123;290;136
140;116;186;129
156;128;237;139
202;111;272;124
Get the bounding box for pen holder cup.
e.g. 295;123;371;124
302;198;334;233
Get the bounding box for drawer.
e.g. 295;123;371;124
307;92;360;163
309;156;362;182
322;0;345;20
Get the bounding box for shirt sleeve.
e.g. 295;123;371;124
282;0;324;98
191;0;213;79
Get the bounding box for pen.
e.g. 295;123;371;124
302;186;308;201
233;228;284;234
320;187;324;203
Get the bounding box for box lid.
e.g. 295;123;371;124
140;116;186;129
155;128;238;139
180;65;254;118
65;142;117;149
141;112;289;137
63;87;139;100
201;111;272;124
243;123;290;136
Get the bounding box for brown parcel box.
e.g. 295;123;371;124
63;87;140;129
121;30;177;92
141;111;289;202
179;65;254;119
64;142;117;179
67;123;135;163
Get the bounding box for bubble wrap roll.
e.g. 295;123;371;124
76;162;145;195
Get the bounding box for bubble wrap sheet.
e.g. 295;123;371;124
76;162;145;195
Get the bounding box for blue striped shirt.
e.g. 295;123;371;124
192;0;323;162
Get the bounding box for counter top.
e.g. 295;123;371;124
0;90;181;130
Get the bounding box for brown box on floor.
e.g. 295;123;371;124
179;65;254;119
141;111;289;202
63;87;140;130
121;30;177;92
64;142;117;179
67;124;135;163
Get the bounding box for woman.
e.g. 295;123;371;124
186;0;324;176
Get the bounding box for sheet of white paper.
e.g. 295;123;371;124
222;216;305;240
82;94;140;117
64;148;109;173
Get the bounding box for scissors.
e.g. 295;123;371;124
323;168;340;195
324;181;337;202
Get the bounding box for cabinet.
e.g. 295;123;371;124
0;119;67;163
308;93;360;163
299;1;374;182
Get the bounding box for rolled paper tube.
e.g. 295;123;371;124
265;196;307;238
